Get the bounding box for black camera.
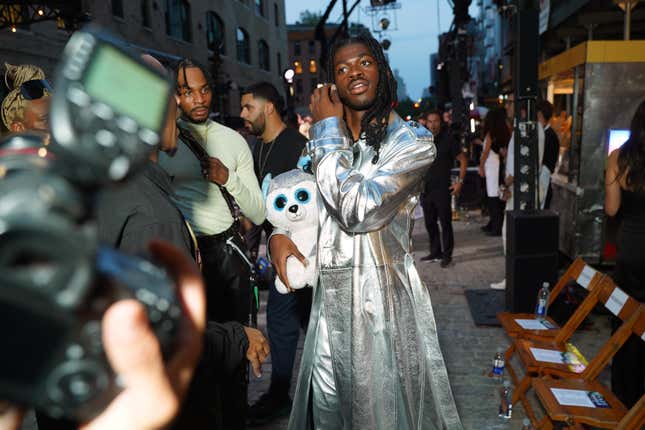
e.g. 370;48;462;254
0;28;181;421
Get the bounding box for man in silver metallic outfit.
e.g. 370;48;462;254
270;35;463;430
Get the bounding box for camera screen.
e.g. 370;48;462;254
84;45;168;132
0;299;67;388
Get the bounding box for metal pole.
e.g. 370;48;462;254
625;0;632;40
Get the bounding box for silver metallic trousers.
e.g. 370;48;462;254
311;300;344;429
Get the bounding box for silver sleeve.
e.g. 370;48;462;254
308;117;436;233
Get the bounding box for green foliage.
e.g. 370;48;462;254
298;10;323;26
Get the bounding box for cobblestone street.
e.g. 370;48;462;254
248;210;613;429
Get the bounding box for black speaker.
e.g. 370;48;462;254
506;210;559;313
514;6;539;98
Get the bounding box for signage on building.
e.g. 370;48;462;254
539;0;550;35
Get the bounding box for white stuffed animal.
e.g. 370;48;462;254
265;169;318;294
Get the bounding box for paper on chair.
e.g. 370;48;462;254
550;388;600;408
530;347;565;363
576;265;596;289
515;319;553;330
606;287;628;317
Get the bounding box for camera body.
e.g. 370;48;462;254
0;28;180;421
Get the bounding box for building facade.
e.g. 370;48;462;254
286;24;338;111
0;0;289;116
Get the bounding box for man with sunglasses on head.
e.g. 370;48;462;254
1;63;51;133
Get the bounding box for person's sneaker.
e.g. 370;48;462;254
490;279;506;290
420;253;443;262
247;392;292;426
440;256;452;268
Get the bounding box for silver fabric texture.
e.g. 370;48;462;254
311;300;345;429
287;114;463;430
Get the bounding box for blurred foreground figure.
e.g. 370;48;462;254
270;35;463;429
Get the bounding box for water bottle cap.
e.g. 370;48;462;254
523;418;531;425
503;380;511;387
543;282;549;287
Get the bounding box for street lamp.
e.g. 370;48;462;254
283;68;295;110
283;68;295;84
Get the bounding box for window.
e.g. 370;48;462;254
255;0;264;17
294;60;302;74
206;11;225;54
309;59;317;74
112;0;124;18
274;3;279;26
141;0;151;27
308;41;315;55
165;0;191;42
236;27;250;64
258;40;270;71
294;42;301;56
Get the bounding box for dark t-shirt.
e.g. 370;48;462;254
543;126;559;173
425;128;462;193
97;162;192;257
252;127;307;184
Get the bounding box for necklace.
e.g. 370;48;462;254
257;126;285;179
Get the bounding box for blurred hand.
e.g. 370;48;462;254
0;401;23;430
243;327;270;378
0;241;205;430
239;216;253;235
269;234;307;292
81;240;206;430
478;165;485;178
309;84;343;123
204;157;229;185
450;182;463;196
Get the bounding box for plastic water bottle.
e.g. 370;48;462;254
535;282;550;321
498;380;513;419
521;418;533;429
492;350;505;379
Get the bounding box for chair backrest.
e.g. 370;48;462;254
580;278;643;381
548;258;595;307
553;269;607;344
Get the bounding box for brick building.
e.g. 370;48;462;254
0;0;289;116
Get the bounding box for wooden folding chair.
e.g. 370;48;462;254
508;276;641;425
497;258;596;342
531;304;645;429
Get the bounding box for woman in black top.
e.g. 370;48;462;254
479;108;510;235
605;99;645;409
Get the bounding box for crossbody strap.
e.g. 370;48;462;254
178;125;240;226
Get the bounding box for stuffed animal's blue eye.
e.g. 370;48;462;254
295;188;310;203
274;195;287;211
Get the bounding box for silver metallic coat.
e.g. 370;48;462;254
288;114;463;430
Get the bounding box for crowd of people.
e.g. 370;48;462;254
0;33;464;430
1;27;643;429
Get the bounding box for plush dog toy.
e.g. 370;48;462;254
264;169;318;294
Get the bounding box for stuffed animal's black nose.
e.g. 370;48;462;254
289;205;299;213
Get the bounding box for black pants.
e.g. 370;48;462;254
421;191;454;258
198;232;252;325
197;232;252;429
487;196;504;234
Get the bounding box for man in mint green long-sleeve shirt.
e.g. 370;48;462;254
159;59;265;430
159;60;265;324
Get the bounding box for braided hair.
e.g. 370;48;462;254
327;35;397;164
1;63;47;130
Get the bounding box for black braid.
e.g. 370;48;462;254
327;35;397;164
